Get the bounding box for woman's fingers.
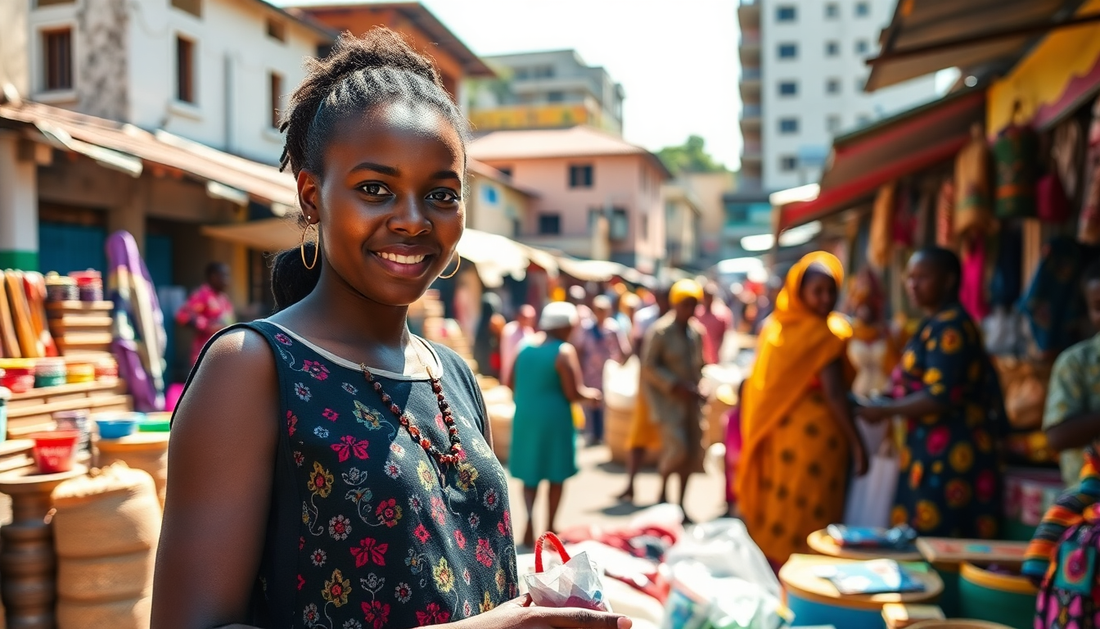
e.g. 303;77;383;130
543;608;631;629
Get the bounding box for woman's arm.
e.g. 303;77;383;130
861;390;945;422
151;329;279;629
555;343;601;404
820;359;868;476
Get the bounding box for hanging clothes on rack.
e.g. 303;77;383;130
1081;98;1100;245
993;112;1040;219
955;123;995;239
936;178;955;248
960;237;990;322
868;182;896;271
1019;238;1098;353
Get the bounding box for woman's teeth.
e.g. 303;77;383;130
378;252;426;265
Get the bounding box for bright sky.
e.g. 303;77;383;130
289;0;743;169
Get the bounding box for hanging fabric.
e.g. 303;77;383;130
954;123;995;239
1052;118;1083;200
1019;238;1087;353
868;182;895;271
1081;98;1100;245
936;178;955;247
1037;170;1071;223
960;236;990;322
993;110;1040;219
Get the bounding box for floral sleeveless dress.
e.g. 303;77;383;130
217;321;519;628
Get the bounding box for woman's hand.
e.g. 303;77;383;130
852;440;870;477
856;403;889;424
460;596;631;629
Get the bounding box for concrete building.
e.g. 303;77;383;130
468;126;670;274
467;50;625;136
738;0;940;193
465;160;536;239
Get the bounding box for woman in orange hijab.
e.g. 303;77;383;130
739;252;868;566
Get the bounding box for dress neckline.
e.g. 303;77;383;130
261;320;443;381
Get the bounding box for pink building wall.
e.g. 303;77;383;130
478;154;667;271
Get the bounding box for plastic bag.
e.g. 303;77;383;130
843;421;899;528
525;532;612;612
662;562;784;629
662;519;779;598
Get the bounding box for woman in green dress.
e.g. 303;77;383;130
509;301;602;547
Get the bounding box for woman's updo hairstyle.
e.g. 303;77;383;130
271;27;469;311
278;26;470;177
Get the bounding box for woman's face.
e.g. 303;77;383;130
298;100;465;307
800;272;837;319
905;254;945;309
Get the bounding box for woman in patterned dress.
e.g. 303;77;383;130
152;29;631;629
859;247;1005;538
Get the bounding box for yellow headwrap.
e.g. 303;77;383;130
669;279;704;306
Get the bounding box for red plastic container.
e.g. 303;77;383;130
31;431;80;474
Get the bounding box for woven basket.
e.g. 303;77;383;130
57;595;152;629
57;551;153;602
52;463;162;559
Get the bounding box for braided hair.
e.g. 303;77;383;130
271;27;469;311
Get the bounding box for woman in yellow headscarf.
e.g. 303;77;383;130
739;252;868;566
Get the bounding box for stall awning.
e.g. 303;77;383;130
778;89;986;232
866;0;1083;92
0;100;298;207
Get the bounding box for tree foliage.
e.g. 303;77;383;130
657;135;726;174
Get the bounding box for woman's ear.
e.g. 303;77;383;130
297;170;321;224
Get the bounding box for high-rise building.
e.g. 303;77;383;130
467;50;625;136
738;0;940;193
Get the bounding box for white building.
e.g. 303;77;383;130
738;0;940;193
4;0;332;166
468;50;626;136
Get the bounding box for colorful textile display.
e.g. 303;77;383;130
1037;171;1071;224
960;237;990;322
1019;238;1094;353
993;123;1039;219
1082;98;1100;245
991;225;1024;308
1052;118;1083;199
106;231;166;412
869;183;896;270
1023;449;1099;581
954;125;994;238
936;179;955;247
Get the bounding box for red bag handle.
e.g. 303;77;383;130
534;532;572;573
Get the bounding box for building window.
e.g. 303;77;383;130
481;184;499;205
569;164;593;188
171;0;202;18
589;208;629;241
825;41;839;57
269;72;282;128
547;90;564;103
779;155;798;172
533;65;554;79
776;5;796;22
826;115;842;133
855;76;867;91
42;29;73;92
512;219;522;239
176;36;196;104
266;18;286;42
778;81;798;97
826;78;841;94
538;213;561;235
857;113;873;126
778;117;799;134
777;43;798;59
825;2;839;18
855;40;870;55
496;166;512;178
855;1;870;16
36;0;75;7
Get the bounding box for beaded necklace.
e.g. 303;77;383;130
358;341;463;466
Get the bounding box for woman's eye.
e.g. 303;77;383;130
359;183;391;196
428;190;460;204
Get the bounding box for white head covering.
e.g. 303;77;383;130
539;301;579;331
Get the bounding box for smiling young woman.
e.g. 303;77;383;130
150;28;630;629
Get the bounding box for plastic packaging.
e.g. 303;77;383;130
526;532;612;612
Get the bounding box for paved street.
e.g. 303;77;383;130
506;441;728;540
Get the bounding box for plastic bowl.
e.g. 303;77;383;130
95;418;138;439
138;413;171;433
31;430;80;473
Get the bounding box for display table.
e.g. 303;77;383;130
807;529;924;562
96;433;170;507
780;553;943;629
5;380;131;441
0;465;86;629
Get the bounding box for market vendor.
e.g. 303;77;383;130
859;247;1005;539
175;262;235;366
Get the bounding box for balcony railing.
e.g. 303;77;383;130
740;31;761;46
742;104;762;118
741;67;762;81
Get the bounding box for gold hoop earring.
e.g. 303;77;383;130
300;223;319;270
438;256;461;280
